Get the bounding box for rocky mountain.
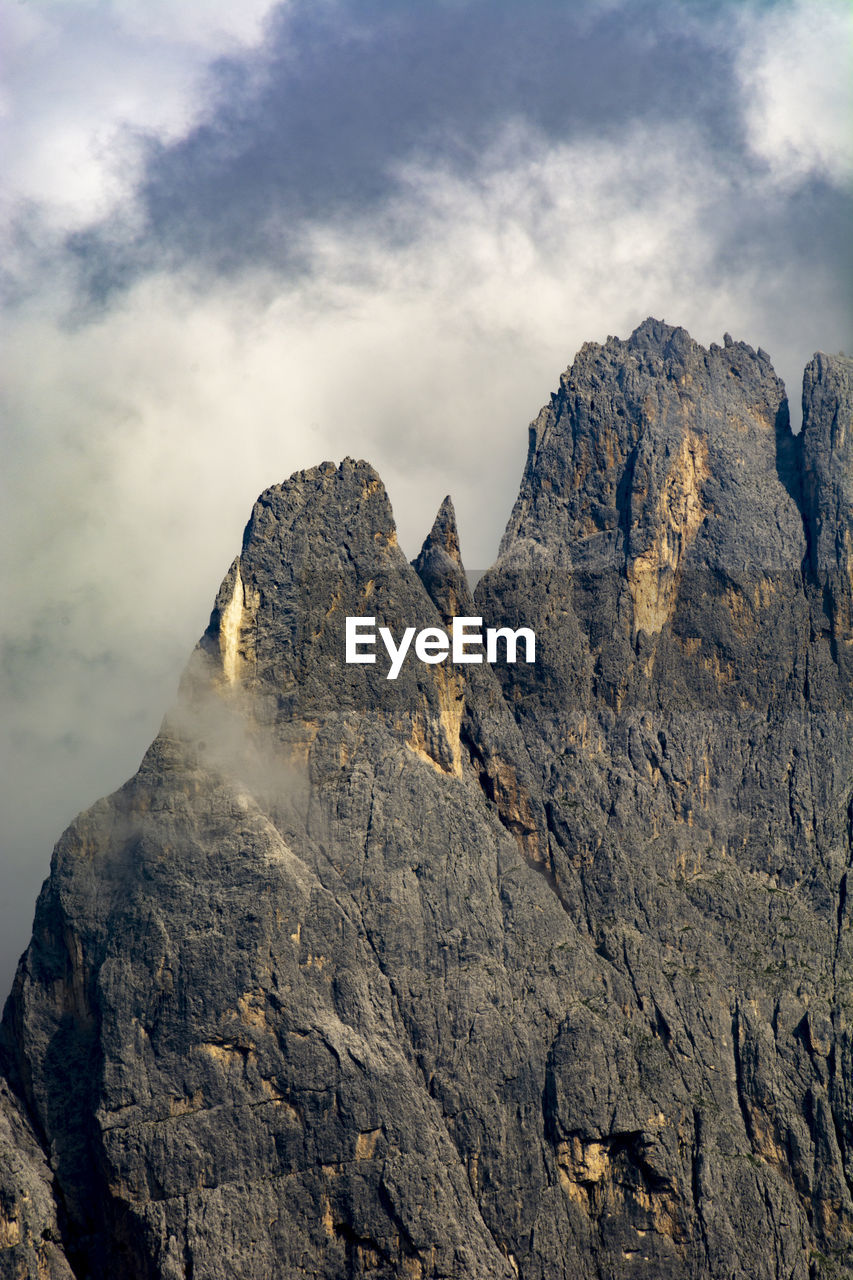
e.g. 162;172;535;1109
2;320;852;1279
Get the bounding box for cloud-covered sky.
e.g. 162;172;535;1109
1;0;851;994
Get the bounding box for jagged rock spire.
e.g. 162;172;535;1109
412;495;473;624
421;495;462;563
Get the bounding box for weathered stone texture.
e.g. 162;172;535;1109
0;1080;74;1280
2;322;852;1279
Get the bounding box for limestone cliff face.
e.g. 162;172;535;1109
1;322;852;1280
478;322;853;1277
801;352;853;670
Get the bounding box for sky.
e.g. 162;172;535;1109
1;0;851;995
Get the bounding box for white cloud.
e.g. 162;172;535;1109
0;0;283;235
108;0;283;48
736;0;853;185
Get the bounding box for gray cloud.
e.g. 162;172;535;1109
64;0;748;290
1;0;850;996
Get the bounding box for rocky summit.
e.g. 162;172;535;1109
2;320;853;1280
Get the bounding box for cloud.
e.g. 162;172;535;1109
0;0;283;238
735;0;853;186
51;0;746;293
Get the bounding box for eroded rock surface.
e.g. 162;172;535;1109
0;1081;74;1280
2;322;852;1279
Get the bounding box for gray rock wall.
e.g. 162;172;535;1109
2;322;851;1279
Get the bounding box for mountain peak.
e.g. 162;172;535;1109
412;494;472;624
423;494;462;564
3;322;852;1280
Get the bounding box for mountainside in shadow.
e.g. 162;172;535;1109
2;320;852;1280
